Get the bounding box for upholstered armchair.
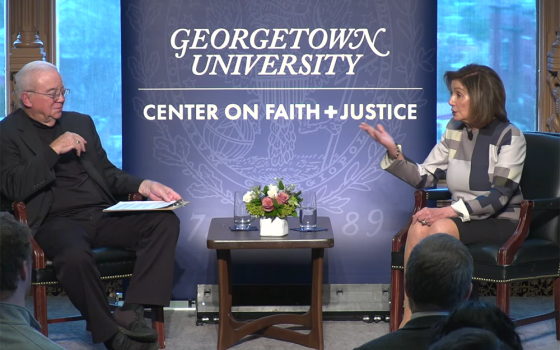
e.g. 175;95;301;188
3;193;166;349
389;132;560;339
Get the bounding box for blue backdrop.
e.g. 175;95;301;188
121;0;437;299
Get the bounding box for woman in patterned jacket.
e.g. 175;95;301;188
359;64;526;327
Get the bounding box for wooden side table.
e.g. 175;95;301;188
207;217;334;350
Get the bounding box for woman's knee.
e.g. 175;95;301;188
408;223;431;242
428;219;460;238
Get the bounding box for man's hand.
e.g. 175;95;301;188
50;132;87;156
139;180;182;202
412;207;458;226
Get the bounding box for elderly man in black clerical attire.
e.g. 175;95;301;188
0;61;182;350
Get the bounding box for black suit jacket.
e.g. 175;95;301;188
0;109;144;235
353;315;446;350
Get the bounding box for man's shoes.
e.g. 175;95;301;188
113;306;158;342
104;330;158;350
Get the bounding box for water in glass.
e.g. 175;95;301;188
299;207;317;228
234;191;254;229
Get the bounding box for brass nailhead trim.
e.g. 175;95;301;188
100;274;133;280
31;281;60;286
391;266;558;283
32;274;133;286
471;274;559;283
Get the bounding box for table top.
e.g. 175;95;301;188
207;217;334;250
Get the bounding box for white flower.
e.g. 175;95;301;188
242;191;254;203
267;185;279;198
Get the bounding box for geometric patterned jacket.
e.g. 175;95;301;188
381;118;526;222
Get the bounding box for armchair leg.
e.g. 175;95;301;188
151;306;165;349
554;277;559;340
390;269;404;332
496;283;511;316
33;285;48;336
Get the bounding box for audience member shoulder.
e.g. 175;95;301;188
432;301;523;350
429;327;512;350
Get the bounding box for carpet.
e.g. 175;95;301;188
25;295;558;350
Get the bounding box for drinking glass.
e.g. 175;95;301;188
299;191;317;228
233;191;254;229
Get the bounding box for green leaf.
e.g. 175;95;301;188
278;180;284;190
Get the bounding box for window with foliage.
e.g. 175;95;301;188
437;0;537;141
57;0;122;167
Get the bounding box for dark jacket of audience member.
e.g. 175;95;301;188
429;327;512;350
431;301;523;350
354;234;473;350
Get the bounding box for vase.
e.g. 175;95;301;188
259;217;289;237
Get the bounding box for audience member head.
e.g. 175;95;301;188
429;327;512;350
405;233;473;312
433;301;523;350
0;212;33;304
444;64;508;128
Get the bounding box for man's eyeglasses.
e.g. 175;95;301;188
26;88;70;101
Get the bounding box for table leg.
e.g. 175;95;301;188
215;247;325;350
217;249;233;350
308;248;324;350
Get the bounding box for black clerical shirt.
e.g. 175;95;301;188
31;118;112;218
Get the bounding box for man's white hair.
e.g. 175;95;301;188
14;61;58;108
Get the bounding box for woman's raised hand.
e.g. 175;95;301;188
359;123;396;150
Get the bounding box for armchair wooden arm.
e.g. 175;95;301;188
30;236;46;269
12;201;47;270
498;200;533;265
128;192;144;201
498;197;560;265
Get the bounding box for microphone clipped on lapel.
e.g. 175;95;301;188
467;129;473;141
